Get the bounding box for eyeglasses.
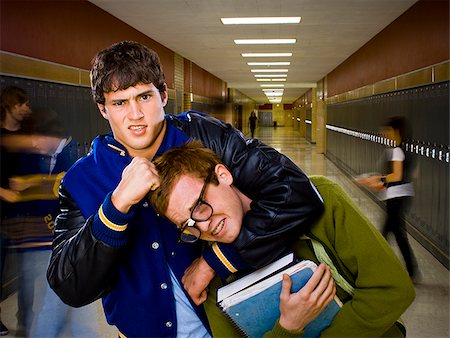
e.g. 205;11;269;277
178;168;214;243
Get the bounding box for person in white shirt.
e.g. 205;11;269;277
358;116;419;280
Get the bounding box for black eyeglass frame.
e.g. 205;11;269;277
178;168;214;243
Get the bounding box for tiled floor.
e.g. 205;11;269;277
1;126;448;337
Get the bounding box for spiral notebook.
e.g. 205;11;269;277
216;253;341;338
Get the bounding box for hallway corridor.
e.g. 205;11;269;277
1;126;448;338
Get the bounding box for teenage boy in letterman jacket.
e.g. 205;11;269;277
46;41;324;337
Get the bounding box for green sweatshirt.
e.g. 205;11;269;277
204;175;415;337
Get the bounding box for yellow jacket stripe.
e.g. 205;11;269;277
212;242;237;273
98;204;128;231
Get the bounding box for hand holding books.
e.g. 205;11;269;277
216;254;341;338
279;263;336;333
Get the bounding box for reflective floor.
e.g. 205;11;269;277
1;126;449;337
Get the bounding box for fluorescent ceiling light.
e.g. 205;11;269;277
234;39;296;45
269;99;282;102
254;74;287;77
251;69;288;73
221;17;301;25
265;92;283;97
261;84;284;87
247;62;290;66
254;78;287;81
242;53;292;57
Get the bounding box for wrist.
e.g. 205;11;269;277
278;318;304;333
199;257;216;278
111;190;132;213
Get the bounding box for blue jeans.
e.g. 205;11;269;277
16;250;100;337
31;283;101;337
16;250;48;334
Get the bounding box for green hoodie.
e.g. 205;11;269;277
204;175;415;337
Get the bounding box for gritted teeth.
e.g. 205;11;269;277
212;219;225;236
130;125;145;130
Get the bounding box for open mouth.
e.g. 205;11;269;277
211;219;225;236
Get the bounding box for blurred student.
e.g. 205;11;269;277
3;107;97;337
150;141;415;337
0;85;32;336
357;116;419;280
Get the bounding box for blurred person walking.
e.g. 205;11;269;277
0;86;32;336
2;107;98;337
358;116;419;280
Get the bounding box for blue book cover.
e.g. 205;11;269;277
217;257;341;338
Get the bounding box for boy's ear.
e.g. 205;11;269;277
98;104;108;119
161;83;168;107
215;164;233;186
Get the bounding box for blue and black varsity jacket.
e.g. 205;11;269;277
47;112;323;337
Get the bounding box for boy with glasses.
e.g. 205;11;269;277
150;141;415;337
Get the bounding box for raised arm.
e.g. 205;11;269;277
176;112;324;273
47;156;158;306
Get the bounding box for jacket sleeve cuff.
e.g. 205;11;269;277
202;242;249;280
264;320;304;338
91;191;135;248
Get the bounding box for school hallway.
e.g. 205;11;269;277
1;125;448;338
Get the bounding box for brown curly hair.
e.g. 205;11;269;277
90;41;166;104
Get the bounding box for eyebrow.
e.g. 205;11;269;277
175;198;195;228
137;90;154;97
188;199;199;213
109;89;155;104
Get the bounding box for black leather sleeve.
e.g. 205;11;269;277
173;113;324;268
47;185;124;307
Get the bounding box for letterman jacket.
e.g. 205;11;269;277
47;112;323;337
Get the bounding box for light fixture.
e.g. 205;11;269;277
264;92;283;97
254;74;287;77
263;90;284;93
247;62;290;66
234;39;296;45
256;79;272;82
251;69;288;73
242;53;292;57
261;84;284;88
221;17;301;25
